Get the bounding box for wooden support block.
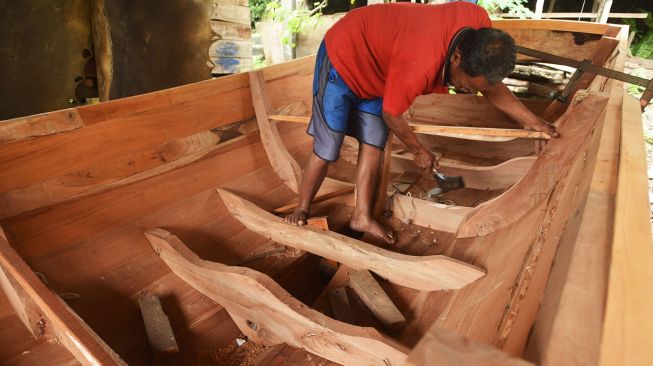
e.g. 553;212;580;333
307;216;329;231
348;270;406;333
328;287;354;324
139;292;179;360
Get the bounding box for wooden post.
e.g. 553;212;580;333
139;292;179;360
349;270;406;333
534;0;545;19
373;132;394;219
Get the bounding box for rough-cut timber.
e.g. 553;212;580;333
144;228;409;366
348;270;406;332
218;188;486;291
139;292;179;359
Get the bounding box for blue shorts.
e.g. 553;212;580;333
307;41;388;162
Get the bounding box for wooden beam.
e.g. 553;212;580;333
348;270;406;333
0;228;126;365
327;287;354;324
0;109;84;144
268;114;551;141
502;12;647;19
405;325;534;366
494;19;610;35
599;95;653;366
457;92;609;238
249;71;303;193
374;132;393;218
217;188;485;291
139;292;179;360
144;228;409;366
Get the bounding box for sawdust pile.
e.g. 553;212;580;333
195;339;265;366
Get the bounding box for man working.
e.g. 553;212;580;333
285;2;558;244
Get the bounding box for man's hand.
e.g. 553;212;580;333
522;117;560;138
413;146;435;170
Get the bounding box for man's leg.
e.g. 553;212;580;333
285;153;329;226
350;143;396;244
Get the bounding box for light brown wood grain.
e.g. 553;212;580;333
348;270;406;333
406;325;534;366
144;228;409;366
218;188;485;291
0;109;84;144
457;92;609;238
0;228;126;365
599;95;653;366
249;71;303;193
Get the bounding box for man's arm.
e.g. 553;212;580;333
382;111;434;170
482;82;559;137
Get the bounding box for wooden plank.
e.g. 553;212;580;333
599;95;653;366
0;228;126;366
348;270;406;333
0;109;84;144
249;71;302;193
268;114;551;141
144;228;409;366
218;188;485;291
209;39;252;59
139;292;179;359
211;57;252;74
524;33;624;363
0;130;221;218
391;195;472;233
211;20;251;41
457;92;609;238
0;264;47;339
409;94;549;128
327;287;354;324
211;3;251;25
494;19;610;34
509;30;601;62
406;325;534;366
0;56;314;194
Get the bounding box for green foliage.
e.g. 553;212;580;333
478;0;533;19
262;0;328;48
627;68;647;96
624;11;653;60
253;55;267;69
250;0;272;25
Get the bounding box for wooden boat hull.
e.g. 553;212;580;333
0;19;649;366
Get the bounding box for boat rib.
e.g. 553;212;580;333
144;228;409;366
217;188;486;291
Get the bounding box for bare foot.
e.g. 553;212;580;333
285;208;308;226
350;214;396;245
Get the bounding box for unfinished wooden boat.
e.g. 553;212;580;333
0;19;650;366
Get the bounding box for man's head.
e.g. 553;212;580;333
448;28;516;94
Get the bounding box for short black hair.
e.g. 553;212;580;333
459;28;516;84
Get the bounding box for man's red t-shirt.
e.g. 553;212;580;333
324;2;492;116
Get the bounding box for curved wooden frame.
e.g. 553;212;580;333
457;92;609;238
144;228;409;366
217;188;485;291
